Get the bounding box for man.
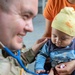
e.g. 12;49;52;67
0;0;47;75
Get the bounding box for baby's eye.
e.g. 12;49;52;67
53;35;57;38
61;38;66;40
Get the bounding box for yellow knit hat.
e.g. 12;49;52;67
51;7;75;36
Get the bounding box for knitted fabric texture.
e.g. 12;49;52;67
52;7;75;36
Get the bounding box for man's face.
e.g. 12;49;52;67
0;0;38;50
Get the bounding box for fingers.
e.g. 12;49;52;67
37;38;48;44
55;61;75;75
48;68;54;75
55;63;71;75
55;64;67;73
32;38;48;54
60;64;65;69
36;70;46;74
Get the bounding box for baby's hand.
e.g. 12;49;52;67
36;70;46;74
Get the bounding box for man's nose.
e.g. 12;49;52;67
24;19;33;32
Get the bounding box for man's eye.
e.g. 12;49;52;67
23;15;29;20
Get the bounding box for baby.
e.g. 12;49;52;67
35;7;75;75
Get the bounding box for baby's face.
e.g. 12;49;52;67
51;28;74;47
